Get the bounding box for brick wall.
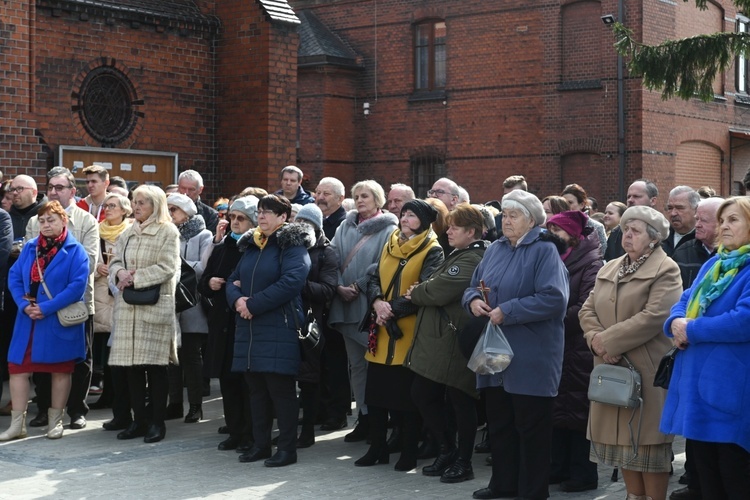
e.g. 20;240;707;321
214;0;299;195
0;1;48;183
293;0;750;210
23;5;217;193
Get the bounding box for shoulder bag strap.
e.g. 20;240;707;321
340;234;374;274
35;255;54;300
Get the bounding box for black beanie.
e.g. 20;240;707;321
401;199;438;233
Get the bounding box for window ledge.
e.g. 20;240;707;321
408;90;447;102
557;79;603;91
735;93;750;105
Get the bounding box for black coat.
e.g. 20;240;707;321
661;227;695;258
198;236;242;378
552;235;603;432
322;205;347;241
603;226;624;262
297;231;339;383
671;238;712;290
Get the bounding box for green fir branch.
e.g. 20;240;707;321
612;22;750;102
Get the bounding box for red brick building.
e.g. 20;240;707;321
1;0;300;198
293;0;750;207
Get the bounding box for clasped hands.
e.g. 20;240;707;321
591;333;622;364
116;269;136;291
670;317;690;350
469;298;504;325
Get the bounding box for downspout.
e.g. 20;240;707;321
617;0;626;201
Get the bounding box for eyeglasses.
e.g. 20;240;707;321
9;186;30;194
103;203;120;210
228;214;248;222
427;189;456;198
258;209;277;217
47;184;72;192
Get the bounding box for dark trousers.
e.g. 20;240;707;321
34;317;93;417
127;365;168;425
245;372;298;452
298;381;319;432
683;438;702;492
550;427;598;484
411;374;477;461
319;326;351;420
168;332;204;406
219;371;252;441
110;366;132;423
485;386;553;499
692;440;750;500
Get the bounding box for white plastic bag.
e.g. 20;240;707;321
467;321;513;374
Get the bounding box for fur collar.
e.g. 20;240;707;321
343;209;398;235
237;222;315;252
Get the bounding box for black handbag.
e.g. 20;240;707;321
122;284;160;305
120;236;161;306
175;258;200;313
653;346;678;389
298;308;322;351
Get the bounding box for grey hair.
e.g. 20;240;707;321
280;165;303;182
389;183;415;199
317;177;345;197
669;185;700;209
48;166;76;187
351;180;386;208
457;186;470;204
434;177;459;196
178;169;204;188
633;178;659;199
103;193;133;217
624;218;664;244
501;199;532;222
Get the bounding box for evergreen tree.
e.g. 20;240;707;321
613;0;750;101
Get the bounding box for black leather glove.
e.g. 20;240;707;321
385;319;404;340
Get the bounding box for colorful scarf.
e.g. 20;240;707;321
29;225;68;298
686;243;750;318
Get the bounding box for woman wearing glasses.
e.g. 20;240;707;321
0;201;89;441
199;196;259;451
91;194;133;429
165;193;213;424
226;194;312;467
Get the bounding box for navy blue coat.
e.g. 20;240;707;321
226;223;312;375
8;232;88;364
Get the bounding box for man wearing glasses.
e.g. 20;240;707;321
8;175;46;241
24;167;99;432
427;177;460;211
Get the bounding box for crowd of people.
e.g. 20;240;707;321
0;165;747;500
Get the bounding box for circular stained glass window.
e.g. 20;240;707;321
78;67;138;145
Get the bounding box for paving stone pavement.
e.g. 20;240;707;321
0;382;688;499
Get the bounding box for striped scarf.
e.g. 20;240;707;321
686;243;750;318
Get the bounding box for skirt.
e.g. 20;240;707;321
364;362;417;412
590;441;672;473
8;323;76;375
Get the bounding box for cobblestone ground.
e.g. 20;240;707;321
0;382;687;499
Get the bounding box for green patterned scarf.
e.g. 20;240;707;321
686;243;750;318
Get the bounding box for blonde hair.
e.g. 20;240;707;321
132;185;170;224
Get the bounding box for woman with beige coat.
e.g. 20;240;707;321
108;185;180;444
579;206;682;500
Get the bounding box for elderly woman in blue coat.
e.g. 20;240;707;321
0;201;89;441
662;196;750;498
462;190;569;500
226;194;312;468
